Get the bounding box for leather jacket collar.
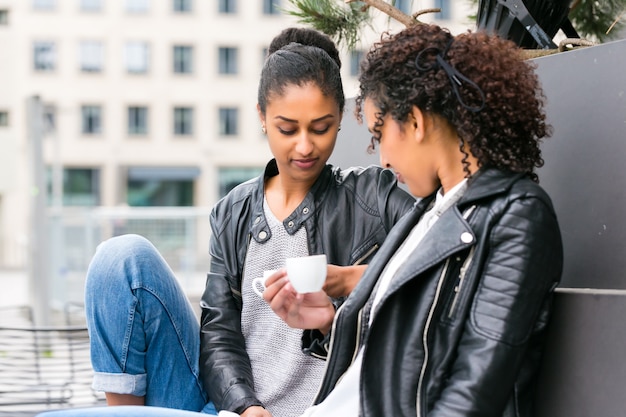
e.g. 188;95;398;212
250;159;335;244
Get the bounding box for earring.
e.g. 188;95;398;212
261;125;266;134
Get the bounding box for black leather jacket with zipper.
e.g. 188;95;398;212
305;168;563;417
199;159;415;414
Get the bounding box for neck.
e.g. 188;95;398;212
438;140;479;195
265;175;313;220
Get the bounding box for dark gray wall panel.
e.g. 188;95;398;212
535;39;626;289
535;289;626;416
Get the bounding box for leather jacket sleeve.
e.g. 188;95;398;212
429;194;562;416
199;209;262;414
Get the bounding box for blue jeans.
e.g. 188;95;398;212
38;234;218;416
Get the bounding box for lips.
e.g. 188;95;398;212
293;158;318;170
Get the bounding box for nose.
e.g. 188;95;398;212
295;132;314;156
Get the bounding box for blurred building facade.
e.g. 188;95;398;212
0;0;474;271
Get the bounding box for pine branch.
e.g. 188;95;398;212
285;0;372;50
570;0;626;42
286;0;440;49
346;0;416;27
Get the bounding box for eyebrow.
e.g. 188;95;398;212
273;114;335;124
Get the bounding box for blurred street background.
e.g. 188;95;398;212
0;0;477;324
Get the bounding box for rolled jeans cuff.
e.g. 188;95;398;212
92;371;147;396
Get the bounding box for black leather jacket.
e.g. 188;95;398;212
306;168;563;417
199;160;415;414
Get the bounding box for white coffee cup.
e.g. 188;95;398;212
285;254;327;293
252;269;278;297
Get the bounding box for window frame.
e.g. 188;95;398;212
173;45;193;74
125;41;150;74
173;106;194;136
349;49;365;77
33;41;56;72
218;46;238;75
125;0;150;13
262;0;280;15
0;9;9;25
434;0;451;20
218;0;236;14
0;111;8;127
80;0;102;12
81;105;103;135
79;40;104;73
127;105;149;136
218;107;239;137
33;0;55;10
173;0;192;13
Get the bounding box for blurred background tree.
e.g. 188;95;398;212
286;0;625;49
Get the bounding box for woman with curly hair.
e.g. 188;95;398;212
263;23;564;417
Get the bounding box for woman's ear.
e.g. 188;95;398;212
409;106;426;143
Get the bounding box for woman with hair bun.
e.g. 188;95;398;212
35;27;414;417
264;23;564;417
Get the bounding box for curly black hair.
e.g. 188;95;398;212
356;24;552;182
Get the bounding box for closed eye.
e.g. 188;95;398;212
311;126;330;135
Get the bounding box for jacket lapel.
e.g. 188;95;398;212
373;204;476;309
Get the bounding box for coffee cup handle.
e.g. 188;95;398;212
252;277;266;297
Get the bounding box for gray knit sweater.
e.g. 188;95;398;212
240;200;326;417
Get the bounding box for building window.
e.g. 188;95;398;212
125;41;150;73
218;0;236;14
173;107;193;136
218;47;238;75
218;167;263;198
79;41;104;73
33;41;56;72
47;168;101;206
394;0;411;14
43;104;56;133
33;0;55;10
262;0;280;15
126;0;149;13
219;107;238;136
0;10;9;25
349;49;364;77
127;167;199;206
81;105;102;135
173;0;192;12
434;0;451;20
128;106;148;135
80;0;101;11
0;111;8;127
173;45;193;74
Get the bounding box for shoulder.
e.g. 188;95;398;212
210;175;260;227
330;164;397;189
465;168;555;212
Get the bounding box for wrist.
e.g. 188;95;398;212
319;304;335;335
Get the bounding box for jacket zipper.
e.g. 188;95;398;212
310;301;349;404
416;204;477;414
447;205;477;318
448;245;476;318
416;258;450;416
354;244;379;266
